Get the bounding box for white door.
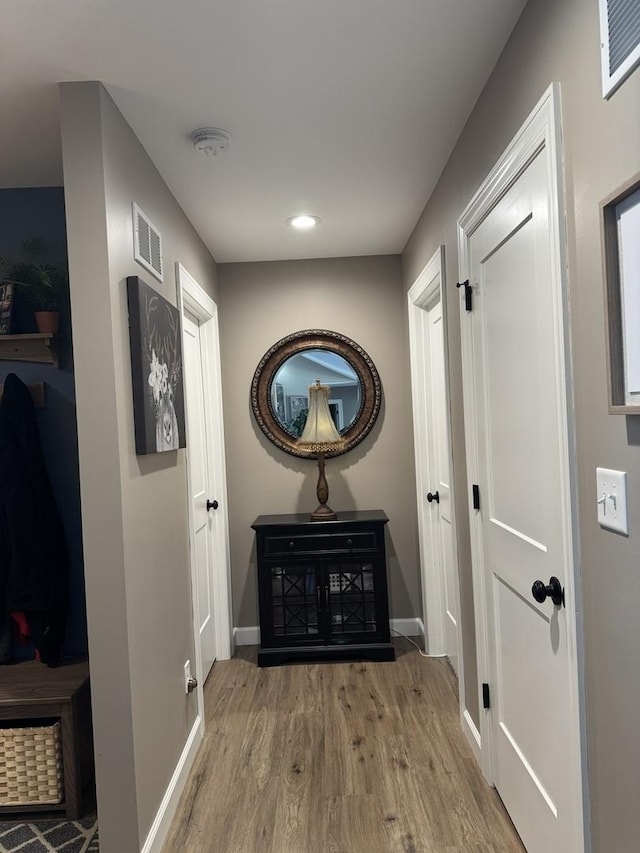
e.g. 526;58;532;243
459;87;584;852
408;249;461;676
183;309;217;681
178;263;233;682
425;298;459;673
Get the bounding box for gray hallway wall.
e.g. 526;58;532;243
403;0;640;849
60;81;218;852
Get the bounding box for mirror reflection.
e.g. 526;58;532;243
271;350;361;437
251;329;381;458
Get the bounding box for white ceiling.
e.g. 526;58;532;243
1;0;526;263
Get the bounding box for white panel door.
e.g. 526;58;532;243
467;148;581;851
183;310;216;681
408;250;461;682
426;299;459;672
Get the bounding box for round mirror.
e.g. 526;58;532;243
251;329;381;458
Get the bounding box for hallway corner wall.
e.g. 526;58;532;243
60;81;218;852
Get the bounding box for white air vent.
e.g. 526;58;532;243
133;203;163;282
600;0;640;97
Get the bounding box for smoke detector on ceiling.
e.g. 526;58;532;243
191;127;231;156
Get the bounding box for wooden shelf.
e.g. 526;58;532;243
0;333;58;367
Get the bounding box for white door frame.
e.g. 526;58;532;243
407;247;467;732
177;263;234;688
457;84;588;846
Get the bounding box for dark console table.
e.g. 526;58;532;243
252;510;395;666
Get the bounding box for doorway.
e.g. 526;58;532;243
177;263;233;692
408;248;462;675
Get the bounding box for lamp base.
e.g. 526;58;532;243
310;504;338;522
309;453;338;521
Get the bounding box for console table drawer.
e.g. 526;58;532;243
264;530;378;556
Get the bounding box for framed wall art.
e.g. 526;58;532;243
126;275;187;453
286;394;308;437
601;173;640;414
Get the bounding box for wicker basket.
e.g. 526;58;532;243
0;721;64;805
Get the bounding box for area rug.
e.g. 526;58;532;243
0;815;98;853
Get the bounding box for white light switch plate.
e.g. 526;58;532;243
596;468;628;535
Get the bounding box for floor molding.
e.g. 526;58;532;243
462;708;482;764
234;626;260;646
234;618;425;648
140;714;204;853
390;617;425;640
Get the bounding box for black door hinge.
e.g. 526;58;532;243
472;484;480;511
456;279;472;312
482;683;490;709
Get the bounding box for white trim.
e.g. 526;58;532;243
407;246;466;738
408;250;446;656
599;0;640;98
140;715;204;853
177;263;234;672
234;625;260;646
390;617;425;639
407;247;462;643
234;618;424;648
462;709;482;764
457;83;588;849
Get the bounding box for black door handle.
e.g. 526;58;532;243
427;491;440;504
531;576;564;607
206;499;219;512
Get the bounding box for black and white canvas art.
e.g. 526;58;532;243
127;275;186;454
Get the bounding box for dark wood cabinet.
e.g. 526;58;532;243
0;661;93;818
252;510;395;666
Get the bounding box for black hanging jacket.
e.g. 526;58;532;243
0;373;68;665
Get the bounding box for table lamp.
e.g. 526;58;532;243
297;379;346;520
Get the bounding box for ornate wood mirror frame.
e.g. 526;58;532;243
251;329;381;458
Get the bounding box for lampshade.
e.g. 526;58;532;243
297;380;346;454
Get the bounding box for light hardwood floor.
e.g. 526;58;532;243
163;639;525;853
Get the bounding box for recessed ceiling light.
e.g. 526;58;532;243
286;215;321;230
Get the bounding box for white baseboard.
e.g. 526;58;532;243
140;715;204;853
234;618;424;648
390;617;425;640
462;708;482;764
234;625;260;646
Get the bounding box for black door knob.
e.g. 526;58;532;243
206;499;219;512
531;576;564;607
427;491;440;504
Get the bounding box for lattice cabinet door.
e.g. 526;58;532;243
324;560;378;636
269;563;320;639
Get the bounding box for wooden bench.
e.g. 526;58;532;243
0;660;93;819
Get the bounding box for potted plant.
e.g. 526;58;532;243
0;237;68;334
